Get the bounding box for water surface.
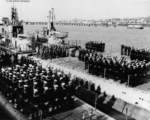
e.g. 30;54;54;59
24;25;150;55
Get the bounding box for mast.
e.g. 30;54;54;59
7;0;30;25
11;7;19;25
7;0;30;37
46;8;68;39
50;8;56;31
48;10;51;31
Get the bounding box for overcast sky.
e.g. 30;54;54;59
0;0;150;21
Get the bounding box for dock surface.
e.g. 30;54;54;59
32;56;150;120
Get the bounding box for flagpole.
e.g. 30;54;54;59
127;74;130;86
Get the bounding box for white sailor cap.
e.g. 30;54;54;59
24;84;28;88
23;71;26;74
9;73;12;75
24;79;28;82
35;73;38;76
8;67;12;71
57;72;61;76
54;84;58;88
54;79;57;83
59;77;63;81
29;73;32;76
12;75;16;78
68;81;72;85
19;80;23;83
44;87;48;90
34;82;38;85
33;89;38;93
43;81;47;84
29;64;33;67
1;68;5;72
52;74;55;78
16;65;20;67
21;74;25;77
61;82;65;87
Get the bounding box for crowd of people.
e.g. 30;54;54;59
79;49;150;86
0;54;118;119
36;44;69;59
0;56;75;120
0;47;18;68
0;40;149;119
121;44;150;62
85;41;105;52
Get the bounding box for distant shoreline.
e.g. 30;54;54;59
23;22;150;27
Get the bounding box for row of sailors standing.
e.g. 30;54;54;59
121;44;150;62
79;49;150;86
79;49;92;61
36;44;69;59
85;41;105;52
71;77;116;113
0;59;75;119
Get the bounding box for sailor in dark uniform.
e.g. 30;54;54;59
97;92;107;108
52;84;59;112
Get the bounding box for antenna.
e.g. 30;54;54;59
7;0;30;6
7;0;30;10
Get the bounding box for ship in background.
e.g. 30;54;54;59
39;8;68;45
0;7;69;52
127;24;144;29
47;8;68;39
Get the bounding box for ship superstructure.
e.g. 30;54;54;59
43;8;68;44
11;7;24;38
0;5;31;52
